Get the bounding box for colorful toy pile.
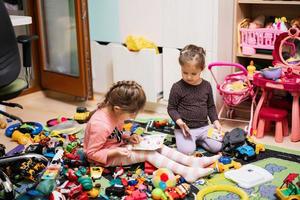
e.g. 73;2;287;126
0;112;269;199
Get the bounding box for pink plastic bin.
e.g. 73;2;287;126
240;28;285;55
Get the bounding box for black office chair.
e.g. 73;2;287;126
0;0;37;123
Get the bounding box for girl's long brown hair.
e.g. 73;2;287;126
89;80;146;119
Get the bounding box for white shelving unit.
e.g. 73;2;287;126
10;15;32;26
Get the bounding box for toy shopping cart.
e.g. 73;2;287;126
208;62;255;133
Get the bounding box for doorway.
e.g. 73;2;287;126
5;0;93;99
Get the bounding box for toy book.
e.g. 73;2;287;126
128;134;166;151
207;127;224;141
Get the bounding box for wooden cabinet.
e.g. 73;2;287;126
233;0;300;68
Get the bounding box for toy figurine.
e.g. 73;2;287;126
247;60;256;76
249;15;265;29
291;17;300;29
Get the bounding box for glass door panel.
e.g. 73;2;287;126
41;0;79;76
36;0;92;98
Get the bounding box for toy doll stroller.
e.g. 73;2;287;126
208;62;255;133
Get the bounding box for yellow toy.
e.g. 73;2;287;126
214;157;242;173
247;136;265;154
152;188;167;200
12;130;32;145
33;133;47;143
196;185;249;200
74;107;90;124
0;118;7;129
123;123;133;131
88;188;100;198
247;60;256;76
125;35;159;54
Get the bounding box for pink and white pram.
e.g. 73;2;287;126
208;62;255;133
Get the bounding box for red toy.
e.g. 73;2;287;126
164;183;190;200
144;161;157;175
125;190;147;200
113;166;124;179
276;173;300;199
257;106;288;143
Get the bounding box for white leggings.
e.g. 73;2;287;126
106;145;220;183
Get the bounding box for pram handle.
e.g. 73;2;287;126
208;61;248;76
208;61;251;90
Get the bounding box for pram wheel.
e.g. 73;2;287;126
226;109;235;119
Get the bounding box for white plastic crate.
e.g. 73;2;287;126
111;43;163;102
91;41;113;93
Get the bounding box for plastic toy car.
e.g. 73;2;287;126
234;145;256;161
214;156;242;173
74;107;90;124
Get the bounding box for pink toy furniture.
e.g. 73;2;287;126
252;28;300;142
240;28;284;55
208;62;254;126
257;107;288;143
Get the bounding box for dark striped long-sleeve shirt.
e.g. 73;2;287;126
167;79;218;129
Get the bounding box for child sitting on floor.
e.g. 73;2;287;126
168;44;223;155
83;80;220;183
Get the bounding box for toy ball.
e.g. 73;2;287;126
152;168;176;191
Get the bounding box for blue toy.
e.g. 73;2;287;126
218;156;232;165
234;145;256;161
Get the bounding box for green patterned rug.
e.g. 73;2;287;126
196;145;300;200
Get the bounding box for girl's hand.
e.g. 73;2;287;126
213;120;222;132
176;119;191;137
128;134;141;144
115;147;130;157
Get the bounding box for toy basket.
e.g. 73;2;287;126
239;28;284;55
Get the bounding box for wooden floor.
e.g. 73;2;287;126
1;91;299;152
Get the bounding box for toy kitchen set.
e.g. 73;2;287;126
251;27;300;142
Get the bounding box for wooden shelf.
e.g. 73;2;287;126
238;0;300;5
236;52;273;60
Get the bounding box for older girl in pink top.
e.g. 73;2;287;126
83;80;220;183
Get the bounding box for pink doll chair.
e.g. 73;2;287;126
257;106;289;143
